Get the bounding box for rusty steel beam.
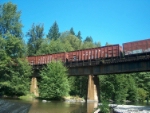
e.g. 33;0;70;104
68;59;150;76
31;55;150;76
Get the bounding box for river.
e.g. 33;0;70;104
1;98;149;113
0;99;98;113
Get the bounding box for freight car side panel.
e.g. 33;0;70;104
36;55;45;64
27;44;122;65
27;56;36;65
123;39;150;55
67;44;122;62
99;45;122;58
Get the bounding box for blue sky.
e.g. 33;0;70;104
1;0;150;46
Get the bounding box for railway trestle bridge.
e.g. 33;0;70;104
30;54;150;102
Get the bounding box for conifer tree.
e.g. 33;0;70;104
47;21;60;40
70;27;75;35
84;36;93;42
76;31;82;40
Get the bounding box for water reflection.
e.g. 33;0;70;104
87;102;98;113
28;99;98;113
0;98;98;113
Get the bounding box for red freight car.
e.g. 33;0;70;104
27;52;67;65
27;56;37;65
67;44;122;62
123;39;150;55
52;52;67;62
27;45;122;64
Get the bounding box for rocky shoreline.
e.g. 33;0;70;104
96;104;150;113
41;96;86;103
64;96;86;103
113;105;150;113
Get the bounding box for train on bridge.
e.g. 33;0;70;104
27;39;150;65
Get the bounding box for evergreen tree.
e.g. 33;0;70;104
76;31;82;40
39;61;70;99
94;42;101;47
26;24;44;56
47;21;60;40
70;27;75;35
81;36;96;49
0;2;23;38
105;42;111;46
81;41;96;49
84;36;93;42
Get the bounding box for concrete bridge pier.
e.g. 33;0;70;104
30;77;39;97
87;75;100;102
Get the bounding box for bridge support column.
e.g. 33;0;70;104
87;75;100;102
30;77;39;97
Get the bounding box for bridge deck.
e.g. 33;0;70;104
32;54;150;76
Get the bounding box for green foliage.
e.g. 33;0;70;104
9;58;32;96
26;24;44;56
47;21;60;40
76;31;82;40
3;1;148;101
99;75;115;100
70;27;75;35
39;61;70;99
60;33;82;50
100;74;133;102
0;57;32;96
0;2;23;37
105;42;110;46
37;38;73;55
126;75;138;102
81;36;101;49
68;76;88;98
137;88;147;102
0;12;31;96
81;41;97;49
19;93;35;101
113;75;129;102
99;100;109;113
4;33;26;58
99;72;150;102
84;36;93;42
94;42;101;47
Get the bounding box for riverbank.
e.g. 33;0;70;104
113;105;150;113
63;96;85;103
96;104;150;113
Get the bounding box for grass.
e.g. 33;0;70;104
19;93;35;101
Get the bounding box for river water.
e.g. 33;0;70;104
28;99;97;113
0;99;98;113
1;98;149;113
